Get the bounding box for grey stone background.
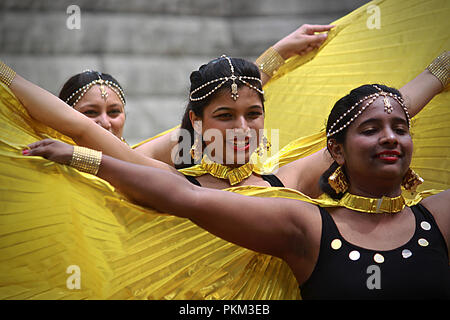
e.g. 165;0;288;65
0;0;369;146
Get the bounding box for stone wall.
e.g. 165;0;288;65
0;0;369;145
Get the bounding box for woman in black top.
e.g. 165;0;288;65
25;83;449;299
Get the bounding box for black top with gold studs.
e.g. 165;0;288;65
300;204;449;300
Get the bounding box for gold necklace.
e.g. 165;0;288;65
178;156;255;186
339;192;406;214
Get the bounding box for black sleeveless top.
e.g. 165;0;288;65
184;174;285;187
300;204;449;300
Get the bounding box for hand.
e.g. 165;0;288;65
23;139;74;165
273;24;335;60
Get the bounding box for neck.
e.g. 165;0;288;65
200;156;254;185
347;183;402;199
347;187;402;198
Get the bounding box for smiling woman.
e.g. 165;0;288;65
58;70;127;141
22;83;450;299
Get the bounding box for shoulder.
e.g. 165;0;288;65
277;150;332;197
135;129;180;166
420;189;450;246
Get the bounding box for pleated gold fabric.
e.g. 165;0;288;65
1;0;449;300
0;85;301;299
263;0;450;192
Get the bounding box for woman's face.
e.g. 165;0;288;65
73;85;126;139
332;97;413;194
191;86;264;166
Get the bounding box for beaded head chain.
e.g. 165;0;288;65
65;70;126;108
189;55;264;102
326;85;410;138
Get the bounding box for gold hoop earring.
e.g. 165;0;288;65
402;168;424;192
328;165;349;194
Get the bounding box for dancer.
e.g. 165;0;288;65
2;49;446;195
59;70;127;142
2;0;448;299
24;83;449;299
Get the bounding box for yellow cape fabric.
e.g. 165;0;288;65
263;0;450;192
1;0;449;300
0;85;304;299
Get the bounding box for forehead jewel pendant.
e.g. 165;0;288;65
98;79;108;101
230;75;239;101
383;96;393;114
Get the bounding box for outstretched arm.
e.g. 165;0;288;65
400;51;449;117
24;139;313;260
279;52;449;197
399;70;444;118
7;71;175;172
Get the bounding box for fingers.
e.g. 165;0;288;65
26;138;55;150
22;139;56;157
302;24;335;34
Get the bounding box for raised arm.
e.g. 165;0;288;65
257;24;334;86
24;139;316;261
4;67;175;172
278;52;450;198
399;52;448;118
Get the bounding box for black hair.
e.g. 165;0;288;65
319;84;403;199
175;57;265;169
59;70;125;106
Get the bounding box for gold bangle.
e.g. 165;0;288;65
255;47;285;77
70;146;102;175
0;61;16;87
426;51;449;88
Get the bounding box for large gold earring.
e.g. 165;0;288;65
402;168;424;192
256;136;271;157
190;135;202;162
328;165;349;194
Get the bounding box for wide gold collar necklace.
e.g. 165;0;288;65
178;156;255;186
339;192;406;214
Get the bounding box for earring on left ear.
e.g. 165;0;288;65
328;165;349;194
402;168;424;192
256;136;271;157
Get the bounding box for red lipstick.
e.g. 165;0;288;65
375;150;401;163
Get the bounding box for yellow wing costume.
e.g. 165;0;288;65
0;0;449;299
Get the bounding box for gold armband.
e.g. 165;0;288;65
255;47;285;77
0;61;16;87
70;146;102;175
426;51;449;88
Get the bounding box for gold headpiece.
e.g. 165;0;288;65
66;70;126;107
189;55;264;102
327;85;410;138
